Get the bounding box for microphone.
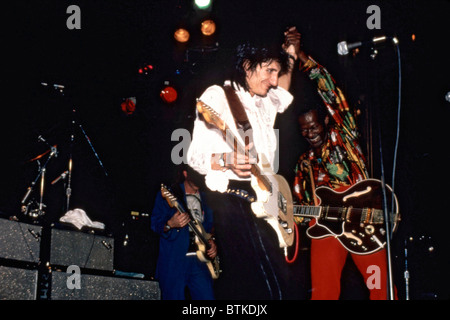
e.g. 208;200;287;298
51;170;69;185
337;35;398;55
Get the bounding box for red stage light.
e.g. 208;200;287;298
160;86;178;104
121;97;136;115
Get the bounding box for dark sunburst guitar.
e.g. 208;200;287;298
160;184;221;279
294;179;401;255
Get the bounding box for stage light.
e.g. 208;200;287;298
160;82;178;104
201;19;216;36
139;64;154;75
121;97;136;115
194;0;212;10
174;28;190;43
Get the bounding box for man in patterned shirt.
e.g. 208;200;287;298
293;47;395;300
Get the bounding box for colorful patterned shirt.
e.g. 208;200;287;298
293;57;369;206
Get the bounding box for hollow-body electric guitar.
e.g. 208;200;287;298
160;184;221;279
294;179;400;255
196;99;295;248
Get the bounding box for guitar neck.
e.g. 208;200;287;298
196;99;272;192
223;127;272;192
293;205;322;218
294;204;386;224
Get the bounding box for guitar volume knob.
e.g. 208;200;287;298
365;225;375;235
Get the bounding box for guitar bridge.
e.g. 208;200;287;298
277;191;287;215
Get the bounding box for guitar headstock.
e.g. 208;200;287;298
160;184;177;208
196;99;226;131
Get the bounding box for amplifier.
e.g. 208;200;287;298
0;218;41;263
0;266;38;300
50;227;114;271
50;271;160;300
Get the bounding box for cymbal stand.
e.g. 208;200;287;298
21;145;58;219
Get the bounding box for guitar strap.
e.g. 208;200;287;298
222;85;252;132
222;85;260;203
222;85;258;159
301;159;319;206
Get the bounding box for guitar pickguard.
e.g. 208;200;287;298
251;171;295;248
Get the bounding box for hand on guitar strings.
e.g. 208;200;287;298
168;211;191;229
220;142;258;178
206;239;218;259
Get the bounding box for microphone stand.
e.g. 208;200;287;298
370;41;401;300
404;239;410;300
58;87;108;217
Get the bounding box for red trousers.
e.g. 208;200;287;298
310;236;396;300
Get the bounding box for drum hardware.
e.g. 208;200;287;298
20;83;109;222
21;141;58;220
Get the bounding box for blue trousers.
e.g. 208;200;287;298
160;255;214;300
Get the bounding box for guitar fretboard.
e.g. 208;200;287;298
222;112;272;193
294;205;386;224
293;205;321;217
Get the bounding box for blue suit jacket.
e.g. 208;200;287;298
151;183;214;282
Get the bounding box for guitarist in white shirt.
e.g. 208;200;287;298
187;27;302;299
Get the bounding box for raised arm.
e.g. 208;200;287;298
278;26;301;91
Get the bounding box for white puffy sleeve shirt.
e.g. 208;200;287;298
187;81;293;192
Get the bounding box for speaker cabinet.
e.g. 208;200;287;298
50;227;114;271
0;266;38;300
50;271;160;300
0;218;41;263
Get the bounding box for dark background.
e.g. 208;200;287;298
0;0;449;300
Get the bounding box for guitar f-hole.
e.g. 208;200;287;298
342;186;372;202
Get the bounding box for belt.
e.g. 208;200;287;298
226;180;256;203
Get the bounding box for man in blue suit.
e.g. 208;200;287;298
151;165;217;300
